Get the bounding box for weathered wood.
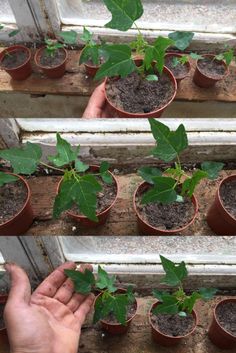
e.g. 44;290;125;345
0;49;235;102
24;170;235;236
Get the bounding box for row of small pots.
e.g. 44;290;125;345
0;170;235;236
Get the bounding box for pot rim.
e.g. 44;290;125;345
196;53;229;80
104;62;177;118
149;301;198;339
0;172;31;228
95;288;138;327
164;52;191;80
217;174;236;222
56;165;119;220
213;298;236;339
0;45;31;71
34;46;68;70
133;181;199;234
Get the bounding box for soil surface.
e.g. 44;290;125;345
106;71;174;114
39;48;66;68
151;311;195;337
136;186;195;231
86;56;105;67
198;57;226;79
220;179;236;219
70;178;117;216
1;50;28;69
165;56;189;79
102;302;136;325
216;302;236;336
0;180;28;225
0;303;5;329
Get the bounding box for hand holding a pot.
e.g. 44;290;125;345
4;262;94;353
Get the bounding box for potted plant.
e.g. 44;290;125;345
133;119;224;235
208;298;236;349
0;273;8;347
149;255;216;346
0;26;32;80
93;0;177;118
65;265;137;335
0;133;118;229
191;49;235;88
206;174;236;235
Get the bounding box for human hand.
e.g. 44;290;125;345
4;262;94;353
82;82;116;118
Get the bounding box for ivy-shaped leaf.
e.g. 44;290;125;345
75;160;89;173
79;46;100;66
64;268;95;294
138;166;162;184
199;288;217;300
0;172;18;187
152;36;174;74
160;255;188;287
58;30;78;45
99;161;113;184
182;170;208;197
48;133;80;167
93;293;114;323
153;295;179;315
141;176;177;205
96;265;117;293
168;31;194;51
201;161;224;180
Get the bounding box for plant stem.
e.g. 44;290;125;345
39;161;64;173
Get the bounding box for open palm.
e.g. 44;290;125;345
4;262;94;353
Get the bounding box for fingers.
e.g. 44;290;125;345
74;293;95;326
4;263;31;305
32;262;76;298
82;82;106;118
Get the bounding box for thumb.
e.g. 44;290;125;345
5;263;31;305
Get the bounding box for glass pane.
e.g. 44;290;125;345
0;0;16;24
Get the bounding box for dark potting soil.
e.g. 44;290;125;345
164;56;189;79
220;180;236;219
136;187;195;231
106;71;174;114
216;302;236;336
151;312;195;337
70;178;117;216
0;303;5;329
39;48;66;68
198;57;226;79
0;180;27;225
1;50;28;69
102;302;136;325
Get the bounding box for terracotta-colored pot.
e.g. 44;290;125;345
104;59;177;118
133;181;199;235
34;46;68;78
95;288;137;335
193;54;229;88
0;173;34;236
149;301;198;346
84;63;100;77
207;175;236;235
0;45;32;80
208;298;236;349
0;295;8;347
165;52;191;83
56;165;118;227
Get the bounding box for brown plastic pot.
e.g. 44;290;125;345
0;295;8;347
84;62;100;77
133;181;199;235
208;298;236;349
0;45;32;80
165;52;191;83
104;59;177;118
149;301;198;346
0;173;34;236
95;288;137;335
207;175;236;235
34;46;68;79
56;165;118;227
193;54;229;88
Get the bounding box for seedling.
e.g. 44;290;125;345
0;133;113;222
138;119;224;205
171;55;189;68
190;48;235;67
153;255;217;317
65;266;135;325
44;38;64;57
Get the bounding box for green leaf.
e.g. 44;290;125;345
172;57;179;67
95;44;136;80
99;162;113;185
96;265;117;293
141;176;177;205
126;285;135;304
190;52;204;60
8;29;20;37
0;24;4;30
160;255;188;287
151;37;174;74
80;27;93;43
93;293;114;323
182;170;208;197
79;45;100;66
65;268;95;294
103;0;143;31
152;289;165;302
100;161;110;173
182;292;201;313
199;288;217;300
58;30;78;45
168;31;194;51
53;179;76;219
201;161;224;180
146;74;158;81
223;49;234;66
48;133;79;167
0;142;42;175
138;166;162;184
179;311;187;317
112;294;129;325
75;160;89;172
0;172;18;187
149;119;188;162
153;295;179;315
